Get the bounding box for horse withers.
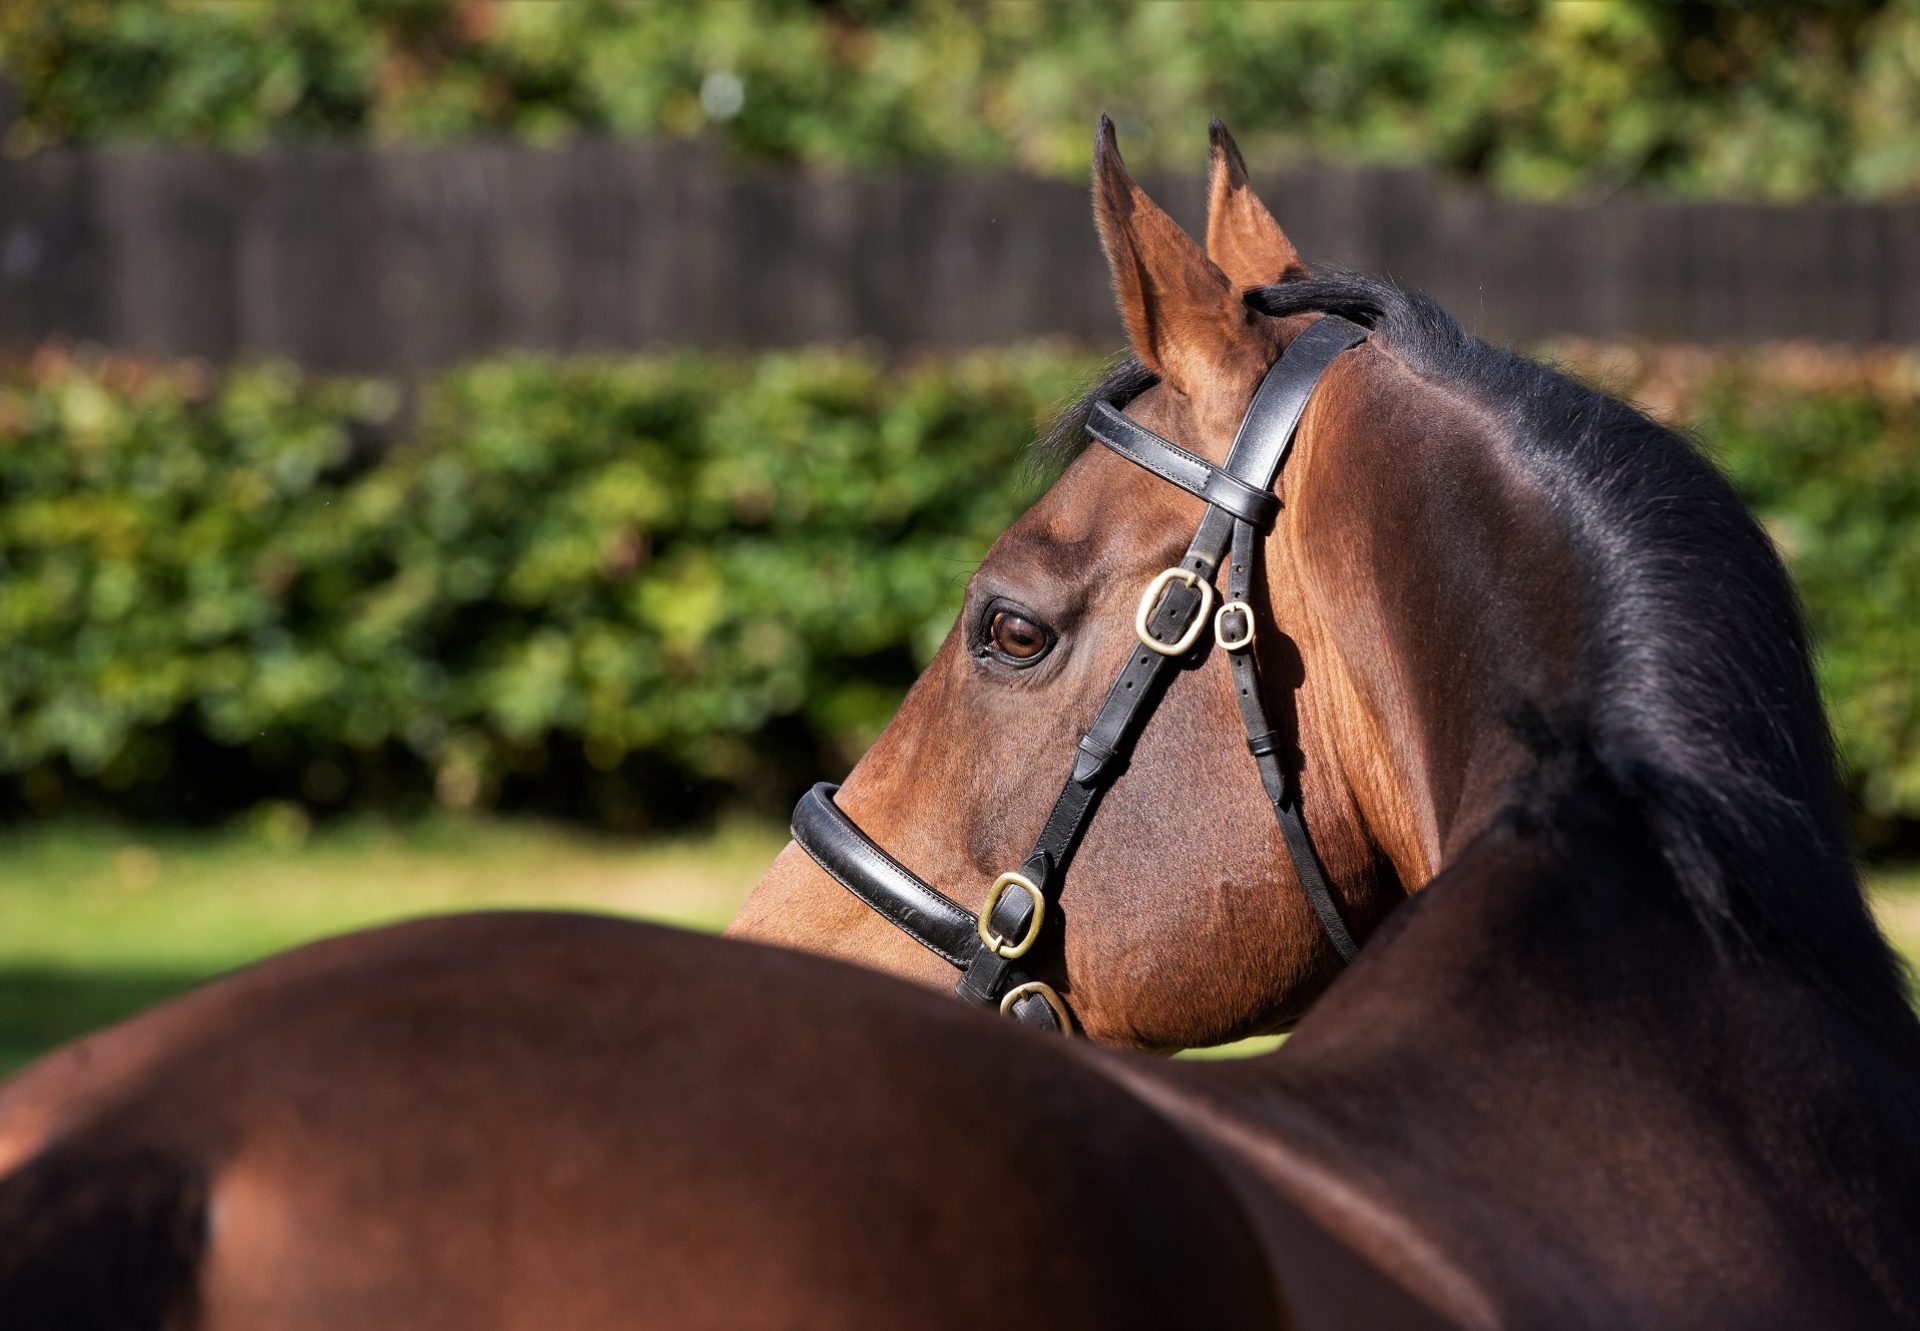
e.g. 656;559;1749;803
3;119;1917;1329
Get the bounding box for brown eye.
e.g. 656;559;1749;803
988;609;1052;664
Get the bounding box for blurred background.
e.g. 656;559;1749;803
1;0;1916;1069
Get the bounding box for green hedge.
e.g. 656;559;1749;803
0;347;1079;826
1680;353;1920;841
1;344;1916;837
5;1;1919;202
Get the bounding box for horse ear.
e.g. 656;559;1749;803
1205;120;1307;289
1092;116;1257;396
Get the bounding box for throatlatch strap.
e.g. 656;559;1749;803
1222;520;1359;962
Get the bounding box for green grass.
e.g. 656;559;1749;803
0;821;1915;1078
1875;862;1920;965
0;817;783;1077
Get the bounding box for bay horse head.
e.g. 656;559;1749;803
732;121;1429;1048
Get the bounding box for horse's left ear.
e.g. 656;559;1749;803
1206;120;1308;289
1093;116;1267;398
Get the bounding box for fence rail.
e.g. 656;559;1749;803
3;140;1916;372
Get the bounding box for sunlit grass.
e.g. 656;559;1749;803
0;820;1914;1077
1874;863;1920;966
0;817;782;1076
0;815;780;969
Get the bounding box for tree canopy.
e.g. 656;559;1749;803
4;0;1918;201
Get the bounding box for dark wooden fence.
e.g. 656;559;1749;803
3;140;1916;373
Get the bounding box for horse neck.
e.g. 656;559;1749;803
1280;350;1581;887
1148;801;1920;1324
1284;342;1915;1040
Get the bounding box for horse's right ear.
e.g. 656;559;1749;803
1092;116;1261;397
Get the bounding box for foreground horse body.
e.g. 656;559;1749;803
4;122;1918;1328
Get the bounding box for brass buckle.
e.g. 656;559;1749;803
1214;599;1255;652
999;980;1073;1033
978;871;1044;958
1134;566;1214;657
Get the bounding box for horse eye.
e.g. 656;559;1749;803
988;609;1053;664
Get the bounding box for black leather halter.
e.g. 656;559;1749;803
790;317;1368;1035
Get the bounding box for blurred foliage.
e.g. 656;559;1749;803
4;0;1920;201
0;344;1074;826
1;341;1915;838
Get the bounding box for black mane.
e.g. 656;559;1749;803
1048;269;1909;1029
